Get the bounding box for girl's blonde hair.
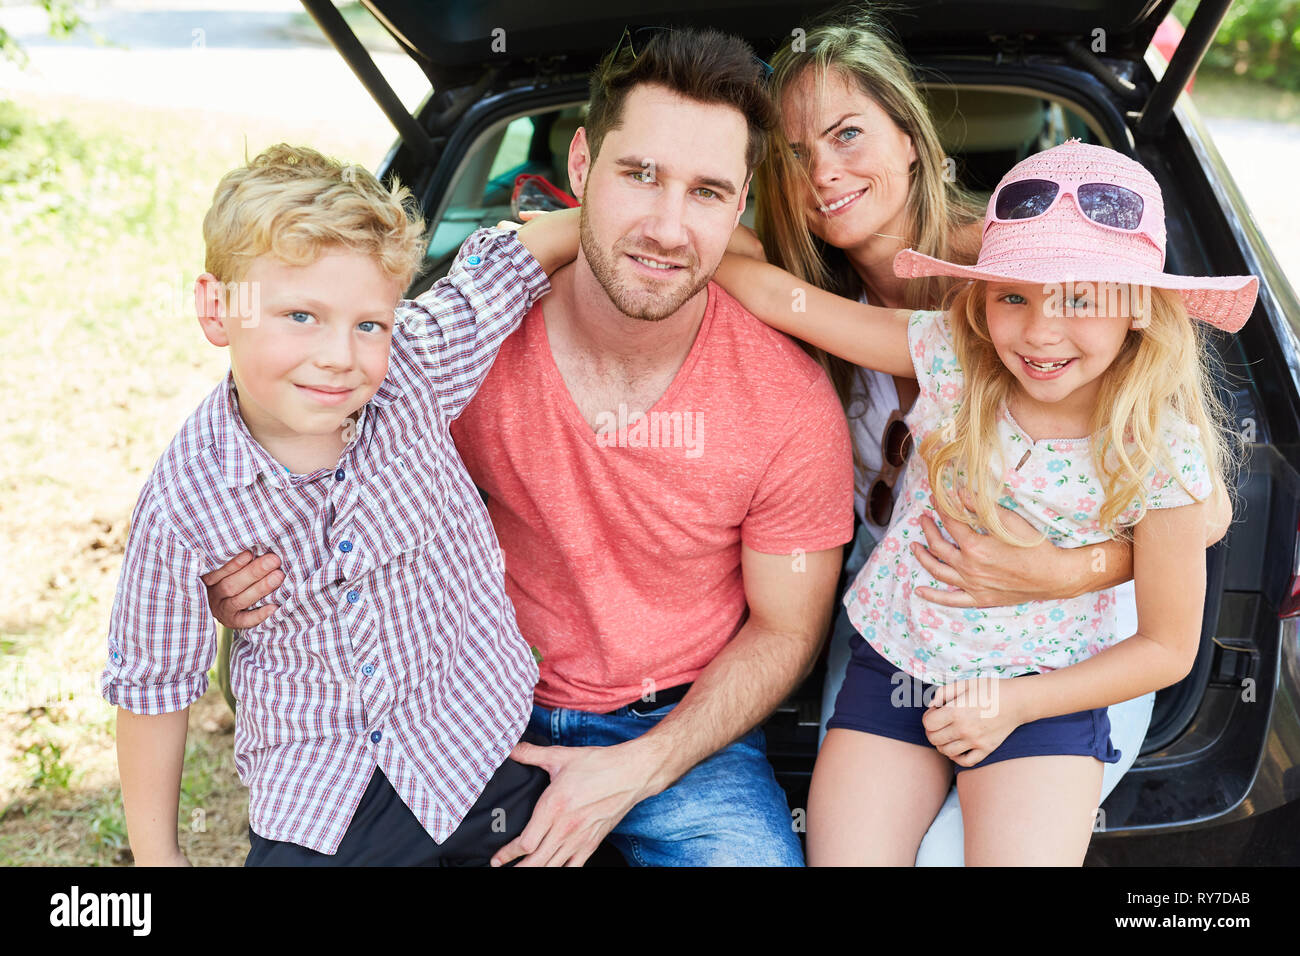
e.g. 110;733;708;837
202;144;427;292
753;8;983;494
922;282;1240;545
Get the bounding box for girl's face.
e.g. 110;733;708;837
984;281;1136;417
780;67;917;251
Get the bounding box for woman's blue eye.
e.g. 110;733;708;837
837;127;862;144
1002;293;1026;305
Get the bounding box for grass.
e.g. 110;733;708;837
0;90;398;866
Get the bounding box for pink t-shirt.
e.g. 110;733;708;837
451;282;853;711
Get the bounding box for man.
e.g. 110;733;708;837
209;28;853;866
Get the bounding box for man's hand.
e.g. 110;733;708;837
922;677;1026;767
202;551;283;629
490;739;658;867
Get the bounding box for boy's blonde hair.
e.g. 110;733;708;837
921;282;1240;546
202;144;427;292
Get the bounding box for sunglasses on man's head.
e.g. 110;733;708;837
990;177;1161;244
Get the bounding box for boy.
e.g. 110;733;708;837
101;144;577;865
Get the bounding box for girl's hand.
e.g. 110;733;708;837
922;677;1026;767
726;223;766;261
911;489;1072;608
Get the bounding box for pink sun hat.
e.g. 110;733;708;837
893;140;1259;332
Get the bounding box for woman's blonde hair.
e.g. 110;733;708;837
753;8;983;493
202;144;427;292
922;282;1239;546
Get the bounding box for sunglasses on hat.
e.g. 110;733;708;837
989;177;1163;247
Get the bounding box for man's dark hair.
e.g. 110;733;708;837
585;28;777;176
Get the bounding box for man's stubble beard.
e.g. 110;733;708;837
578;203;712;322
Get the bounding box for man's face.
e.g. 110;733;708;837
195;246;403;447
570;83;750;321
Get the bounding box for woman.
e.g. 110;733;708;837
749;13;1168;864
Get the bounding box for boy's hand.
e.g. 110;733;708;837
202;551;282;628
495;209;546;231
511;206;581;275
922;677;1025;767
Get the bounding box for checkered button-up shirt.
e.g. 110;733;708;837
102;229;548;854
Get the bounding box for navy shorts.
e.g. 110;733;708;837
826;634;1120;771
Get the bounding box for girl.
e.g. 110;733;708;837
716;139;1257;865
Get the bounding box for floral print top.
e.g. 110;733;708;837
842;310;1213;685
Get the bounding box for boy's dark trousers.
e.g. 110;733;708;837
245;754;549;866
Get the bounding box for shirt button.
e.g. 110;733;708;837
346;590;360;604
335;468;345;481
370;730;382;744
466;255;481;266
362;663;375;676
339;540;353;553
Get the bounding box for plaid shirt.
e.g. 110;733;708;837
102;229;548;854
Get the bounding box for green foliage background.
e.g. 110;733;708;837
1176;0;1300;90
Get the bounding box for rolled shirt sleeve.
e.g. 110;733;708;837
101;489;216;715
398;227;551;421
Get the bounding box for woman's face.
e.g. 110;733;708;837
780;67;917;251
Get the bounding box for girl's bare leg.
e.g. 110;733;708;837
808;728;953;866
957;755;1104;866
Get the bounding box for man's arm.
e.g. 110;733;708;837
116;707;191;866
632;544;841;793
490;544;842;867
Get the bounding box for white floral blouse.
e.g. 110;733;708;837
842;310;1213;685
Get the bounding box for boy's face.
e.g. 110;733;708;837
195;246;403;448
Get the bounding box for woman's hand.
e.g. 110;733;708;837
910;490;1088;608
201;551;283;629
922;676;1027;767
726;223;766;261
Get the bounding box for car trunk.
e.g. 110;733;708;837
293;0;1300;842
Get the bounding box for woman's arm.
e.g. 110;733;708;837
713;253;915;377
922;499;1208;765
913;476;1232;608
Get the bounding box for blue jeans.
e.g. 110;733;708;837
527;700;804;866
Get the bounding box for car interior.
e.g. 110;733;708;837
418;86;1101;273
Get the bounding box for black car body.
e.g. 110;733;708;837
262;0;1300;861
